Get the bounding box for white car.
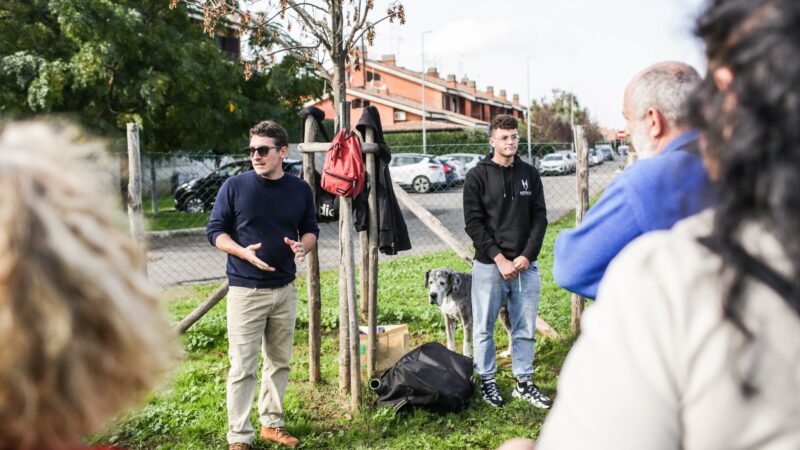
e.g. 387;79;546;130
388;153;447;193
562;151;577;173
539;153;571;175
441;153;483;173
588;148;603;166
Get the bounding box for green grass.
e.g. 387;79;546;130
143;194;210;232
92;214;582;450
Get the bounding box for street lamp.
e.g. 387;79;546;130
421;30;432;154
526;56;535;164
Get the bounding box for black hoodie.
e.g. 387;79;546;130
463;154;547;264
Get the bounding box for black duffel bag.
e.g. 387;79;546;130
371;342;473;414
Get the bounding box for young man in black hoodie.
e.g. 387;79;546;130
463;114;551;409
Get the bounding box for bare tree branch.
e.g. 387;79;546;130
255;41;322;59
345;0;370;51
349;12;392;49
286;0;333;48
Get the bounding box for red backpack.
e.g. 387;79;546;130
321;128;365;198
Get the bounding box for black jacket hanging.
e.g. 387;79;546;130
298;107;338;223
354;106;412;255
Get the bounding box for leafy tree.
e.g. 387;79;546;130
0;0;323;154
520;89;604;146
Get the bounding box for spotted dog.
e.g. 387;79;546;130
425;268;513;358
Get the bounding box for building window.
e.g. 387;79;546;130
351;99;370;109
215;35;241;60
394;110;407;121
367;71;382;82
442;95;460;113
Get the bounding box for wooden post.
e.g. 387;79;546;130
338;217;350;395
571;125;590;333
341;196;361;410
391;183;473;264
359;231;369;320
175;281;228;334
126;123;146;252
392;183;561;340
365;129;379;376
302;117;322;384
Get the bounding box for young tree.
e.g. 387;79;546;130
184;0;405;130
0;0;322;153
521;89;604;146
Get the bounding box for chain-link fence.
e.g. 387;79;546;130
127;142;626;287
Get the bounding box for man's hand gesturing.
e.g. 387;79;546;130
284;237;306;262
239;243;275;272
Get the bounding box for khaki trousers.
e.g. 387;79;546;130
226;284;297;445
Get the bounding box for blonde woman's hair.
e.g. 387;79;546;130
0;121;176;450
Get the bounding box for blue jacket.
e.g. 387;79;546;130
552;130;716;299
207;170;319;288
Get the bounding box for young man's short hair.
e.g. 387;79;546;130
490;114;519;135
249;120;289;148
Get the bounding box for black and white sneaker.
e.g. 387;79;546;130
512;381;553;409
480;378;505;408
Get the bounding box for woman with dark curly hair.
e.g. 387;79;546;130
536;0;800;448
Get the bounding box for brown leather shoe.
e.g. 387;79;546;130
228;443;250;450
261;425;300;448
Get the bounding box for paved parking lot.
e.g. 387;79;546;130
146;162;622;286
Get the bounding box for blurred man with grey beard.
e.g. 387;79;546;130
552;61;717;299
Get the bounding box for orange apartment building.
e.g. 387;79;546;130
308;54;525;132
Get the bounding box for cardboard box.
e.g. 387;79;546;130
359;324;409;378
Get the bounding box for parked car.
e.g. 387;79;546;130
441;153;483;173
174;158;302;212
598;146;615;161
588;148;603;166
618;145;630;157
539;153;571;175
388;153;447;193
566;152;577;172
438;156;467;184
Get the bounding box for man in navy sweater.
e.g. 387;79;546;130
553;62;716;300
207;121;318;450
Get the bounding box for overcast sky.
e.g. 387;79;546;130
365;0;708;130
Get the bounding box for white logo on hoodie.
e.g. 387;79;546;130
520;178;532;196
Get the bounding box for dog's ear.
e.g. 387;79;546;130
424;269;431;288
448;271;461;294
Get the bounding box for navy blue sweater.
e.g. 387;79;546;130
207;170;319;288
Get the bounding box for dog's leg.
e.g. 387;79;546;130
462;316;472;358
498;305;513;358
445;315;456;352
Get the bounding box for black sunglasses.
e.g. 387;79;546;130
244;145;282;157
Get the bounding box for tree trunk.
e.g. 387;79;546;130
330;0;347;132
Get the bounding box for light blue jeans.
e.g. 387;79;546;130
471;260;541;381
